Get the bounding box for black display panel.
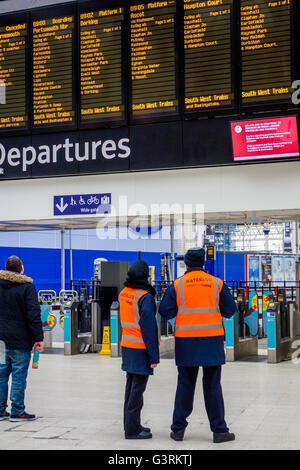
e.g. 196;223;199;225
130;1;179;121
241;0;292;107
80;6;126;126
32;13;75;128
184;0;234;113
0;19;28;130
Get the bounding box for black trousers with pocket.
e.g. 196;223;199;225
171;366;229;434
124;373;149;437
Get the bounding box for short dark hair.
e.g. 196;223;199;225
5;256;23;273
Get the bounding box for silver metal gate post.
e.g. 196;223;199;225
61;229;65;291
69;229;73;284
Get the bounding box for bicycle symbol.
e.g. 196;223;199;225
87;196;100;205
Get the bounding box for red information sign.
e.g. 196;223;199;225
231;117;299;162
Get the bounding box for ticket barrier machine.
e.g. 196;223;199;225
61;289;102;355
110;301;121;357
38;290;57;348
225;286;297;363
59;290;87;356
63;287;111;355
267;292;296;364
225;288;258;361
64;261;129;355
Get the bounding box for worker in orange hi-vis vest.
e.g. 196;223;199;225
119;260;159;440
159;248;237;444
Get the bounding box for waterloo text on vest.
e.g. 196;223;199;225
0;137;131;174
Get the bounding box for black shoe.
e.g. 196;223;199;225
213;432;235;443
170;430;185;441
10;412;36;422
142;426;151;433
125;430;152;440
0;411;9;421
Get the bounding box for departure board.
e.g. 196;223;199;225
0;22;27;129
241;0;292;106
130;1;178;119
32;15;75;127
184;0;234;112
80;7;125;124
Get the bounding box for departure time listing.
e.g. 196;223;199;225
241;0;292;105
80;8;125;123
0;22;27;129
184;0;233;111
130;1;178;118
33;15;75;126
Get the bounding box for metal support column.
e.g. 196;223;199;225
170;223;175;281
61;229;65;291
223;224;226;282
69;229;73;285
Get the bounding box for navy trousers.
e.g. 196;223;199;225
171;366;229;434
124;373;149;436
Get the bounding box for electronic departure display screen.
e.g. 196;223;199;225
0;21;28;130
241;0;292;106
130;1;178;120
184;0;234;113
80;7;125;125
32;14;75;127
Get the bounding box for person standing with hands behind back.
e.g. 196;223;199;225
159;248;236;444
119;260;159;440
0;256;44;422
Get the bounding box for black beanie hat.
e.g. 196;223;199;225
184;248;205;268
126;260;149;282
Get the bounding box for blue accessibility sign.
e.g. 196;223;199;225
54;193;111;216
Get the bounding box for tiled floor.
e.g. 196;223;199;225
1;352;300;450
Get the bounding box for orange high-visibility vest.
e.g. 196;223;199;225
174;271;224;338
119;287;148;349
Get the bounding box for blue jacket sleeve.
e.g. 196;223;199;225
158;284;178;320
138;294;160;365
219;283;237;319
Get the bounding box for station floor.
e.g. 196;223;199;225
1;351;300;450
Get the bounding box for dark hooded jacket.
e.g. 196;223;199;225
121;261;159;375
0;270;43;351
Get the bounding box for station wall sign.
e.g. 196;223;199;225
54;193;111;216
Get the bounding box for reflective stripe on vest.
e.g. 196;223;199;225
120;289;147;349
177;276;220;315
174;273;224;336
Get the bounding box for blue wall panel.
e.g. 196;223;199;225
215;253;245;282
0;247;162;293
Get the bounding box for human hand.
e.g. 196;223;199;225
34;342;44;353
150;364;158;369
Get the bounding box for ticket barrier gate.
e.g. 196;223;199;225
60;290;86;355
64;261;129;355
225;289;258;361
38;290;57;348
110;301;121;357
225;287;297;363
267;299;296;364
61;290;102;355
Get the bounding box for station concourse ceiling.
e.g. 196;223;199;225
0;209;299;231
